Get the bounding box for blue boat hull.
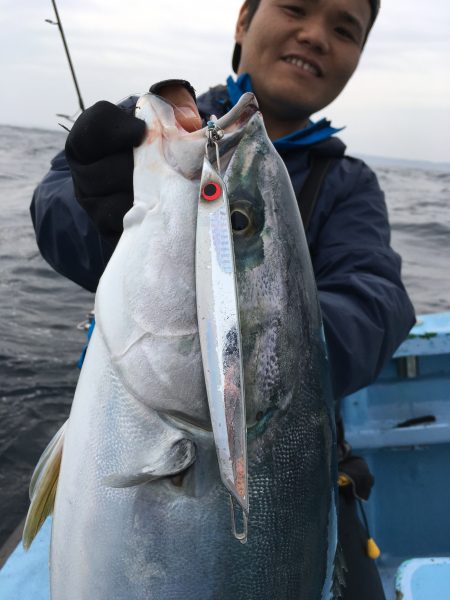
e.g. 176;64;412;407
342;312;450;598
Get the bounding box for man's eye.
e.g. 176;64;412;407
335;27;356;42
282;5;306;17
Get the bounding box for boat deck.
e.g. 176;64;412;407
0;520;50;599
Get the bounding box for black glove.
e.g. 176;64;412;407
65;100;146;244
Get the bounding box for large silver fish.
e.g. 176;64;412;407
24;92;339;599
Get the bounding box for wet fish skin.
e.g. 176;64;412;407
221;114;338;598
46;93;337;599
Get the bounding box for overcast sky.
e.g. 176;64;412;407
1;0;449;162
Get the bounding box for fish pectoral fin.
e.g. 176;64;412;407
104;437;196;488
22;420;67;550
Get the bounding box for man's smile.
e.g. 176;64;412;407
281;54;323;77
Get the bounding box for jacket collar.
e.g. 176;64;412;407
225;74;344;150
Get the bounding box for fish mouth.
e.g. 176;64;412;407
142;92;261;179
213;92;259;130
152;91;259;140
188;92;260;142
281;54;323;77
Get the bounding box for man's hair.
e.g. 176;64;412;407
232;0;381;72
241;0;261;28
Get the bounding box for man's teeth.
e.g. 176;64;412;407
284;57;319;75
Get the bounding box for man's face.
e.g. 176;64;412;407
235;0;372;125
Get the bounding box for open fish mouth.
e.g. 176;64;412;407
134;92;260;180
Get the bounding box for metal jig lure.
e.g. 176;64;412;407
195;120;249;543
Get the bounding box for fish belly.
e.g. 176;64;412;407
50;328;204;599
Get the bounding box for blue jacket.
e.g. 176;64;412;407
30;84;416;401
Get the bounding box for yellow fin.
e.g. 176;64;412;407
22;421;67;550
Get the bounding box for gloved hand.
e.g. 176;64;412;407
65;80;201;245
65;100;146;244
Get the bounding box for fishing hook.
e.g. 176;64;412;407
205;119;224;172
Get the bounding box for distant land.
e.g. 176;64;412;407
356;153;450;174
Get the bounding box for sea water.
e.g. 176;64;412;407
0;124;449;546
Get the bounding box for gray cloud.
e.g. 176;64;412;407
1;0;449;162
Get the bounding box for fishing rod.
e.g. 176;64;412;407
46;0;85;120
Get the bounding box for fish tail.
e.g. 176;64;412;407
22;421;67;550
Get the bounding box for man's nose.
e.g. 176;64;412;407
295;19;330;54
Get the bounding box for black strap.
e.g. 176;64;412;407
297;155;334;229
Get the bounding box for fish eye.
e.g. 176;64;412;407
230;208;252;235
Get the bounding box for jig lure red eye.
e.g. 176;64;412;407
201;182;222;201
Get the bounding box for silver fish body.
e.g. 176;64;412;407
49;93;337;599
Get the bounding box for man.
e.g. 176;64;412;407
31;1;415;598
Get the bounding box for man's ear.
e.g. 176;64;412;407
235;2;250;44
